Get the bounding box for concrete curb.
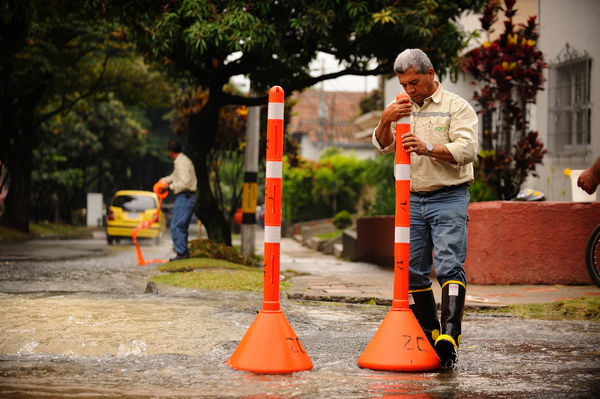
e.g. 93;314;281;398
285;291;512;311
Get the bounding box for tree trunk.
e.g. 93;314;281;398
187;95;232;246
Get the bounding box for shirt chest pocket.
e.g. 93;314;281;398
425;115;451;144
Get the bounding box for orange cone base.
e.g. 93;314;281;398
138;258;167;266
358;308;440;372
227;310;313;374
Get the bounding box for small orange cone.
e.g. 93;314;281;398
134;180;169;266
227;310;312;373
358;308;439;371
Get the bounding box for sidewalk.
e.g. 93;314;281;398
253;230;600;309
3;229;598;309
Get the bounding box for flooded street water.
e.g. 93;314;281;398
1;237;599;398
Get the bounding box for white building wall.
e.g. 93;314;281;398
526;0;600;201
299;134;321;161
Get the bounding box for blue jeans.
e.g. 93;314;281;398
408;185;470;290
171;192;195;256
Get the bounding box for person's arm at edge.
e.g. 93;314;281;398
578;157;600;194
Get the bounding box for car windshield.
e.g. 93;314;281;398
112;195;156;212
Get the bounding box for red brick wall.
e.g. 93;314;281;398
356;202;600;285
356;216;394;268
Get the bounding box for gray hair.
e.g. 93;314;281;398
393;49;433;75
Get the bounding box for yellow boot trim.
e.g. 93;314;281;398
435;334;458;350
441;280;466;290
408;287;433;294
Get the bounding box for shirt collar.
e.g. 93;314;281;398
427;82;443;105
410;82;442;108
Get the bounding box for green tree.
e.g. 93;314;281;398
364;153;396;216
0;1;172;231
32;97;151;222
314;150;367;215
98;0;486;244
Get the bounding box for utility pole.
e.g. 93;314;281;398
317;60;327;149
241;91;260;257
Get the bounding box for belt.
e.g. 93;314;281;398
411;183;469;198
177;190;195;197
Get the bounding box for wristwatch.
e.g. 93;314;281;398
425;143;433;156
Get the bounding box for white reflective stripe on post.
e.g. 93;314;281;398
396;115;410;124
394;226;410;244
266;161;283;179
395;164;410;181
267;102;285;120
264;225;281;243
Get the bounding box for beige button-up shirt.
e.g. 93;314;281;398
372;84;478;192
162;153;197;195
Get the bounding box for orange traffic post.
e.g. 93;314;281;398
358;93;440;371
133;180;169;266
228;86;313;374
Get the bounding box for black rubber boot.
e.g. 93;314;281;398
435;281;466;369
409;288;440;349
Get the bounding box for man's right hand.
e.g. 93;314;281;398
381;96;412;124
578;167;600;194
375;97;412;148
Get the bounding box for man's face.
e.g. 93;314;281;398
396;67;437;106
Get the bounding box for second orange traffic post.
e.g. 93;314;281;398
227;86;313;374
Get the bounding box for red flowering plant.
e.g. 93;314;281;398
462;0;547;200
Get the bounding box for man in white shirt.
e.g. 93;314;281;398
161;139;197;261
373;48;478;369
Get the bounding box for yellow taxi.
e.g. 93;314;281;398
105;190;166;245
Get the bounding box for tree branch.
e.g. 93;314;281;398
220;64;390;106
37;48;118;126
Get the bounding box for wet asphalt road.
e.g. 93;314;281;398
0;235;599;398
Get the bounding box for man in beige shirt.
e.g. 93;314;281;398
372;48;478;369
161;139;197;261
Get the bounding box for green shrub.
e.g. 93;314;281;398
364;153;395;215
188;239;261;266
332;210;353;229
469;178;497;202
282;151;369;224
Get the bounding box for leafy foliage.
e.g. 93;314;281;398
462;0;547;199
116;0;486;92
32;97;148;222
364;153;396;215
332;210;353;230
282;151;369;224
468;167;498;202
282;157;326;224
0;0;174;230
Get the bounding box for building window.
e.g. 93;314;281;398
548;44;592;155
